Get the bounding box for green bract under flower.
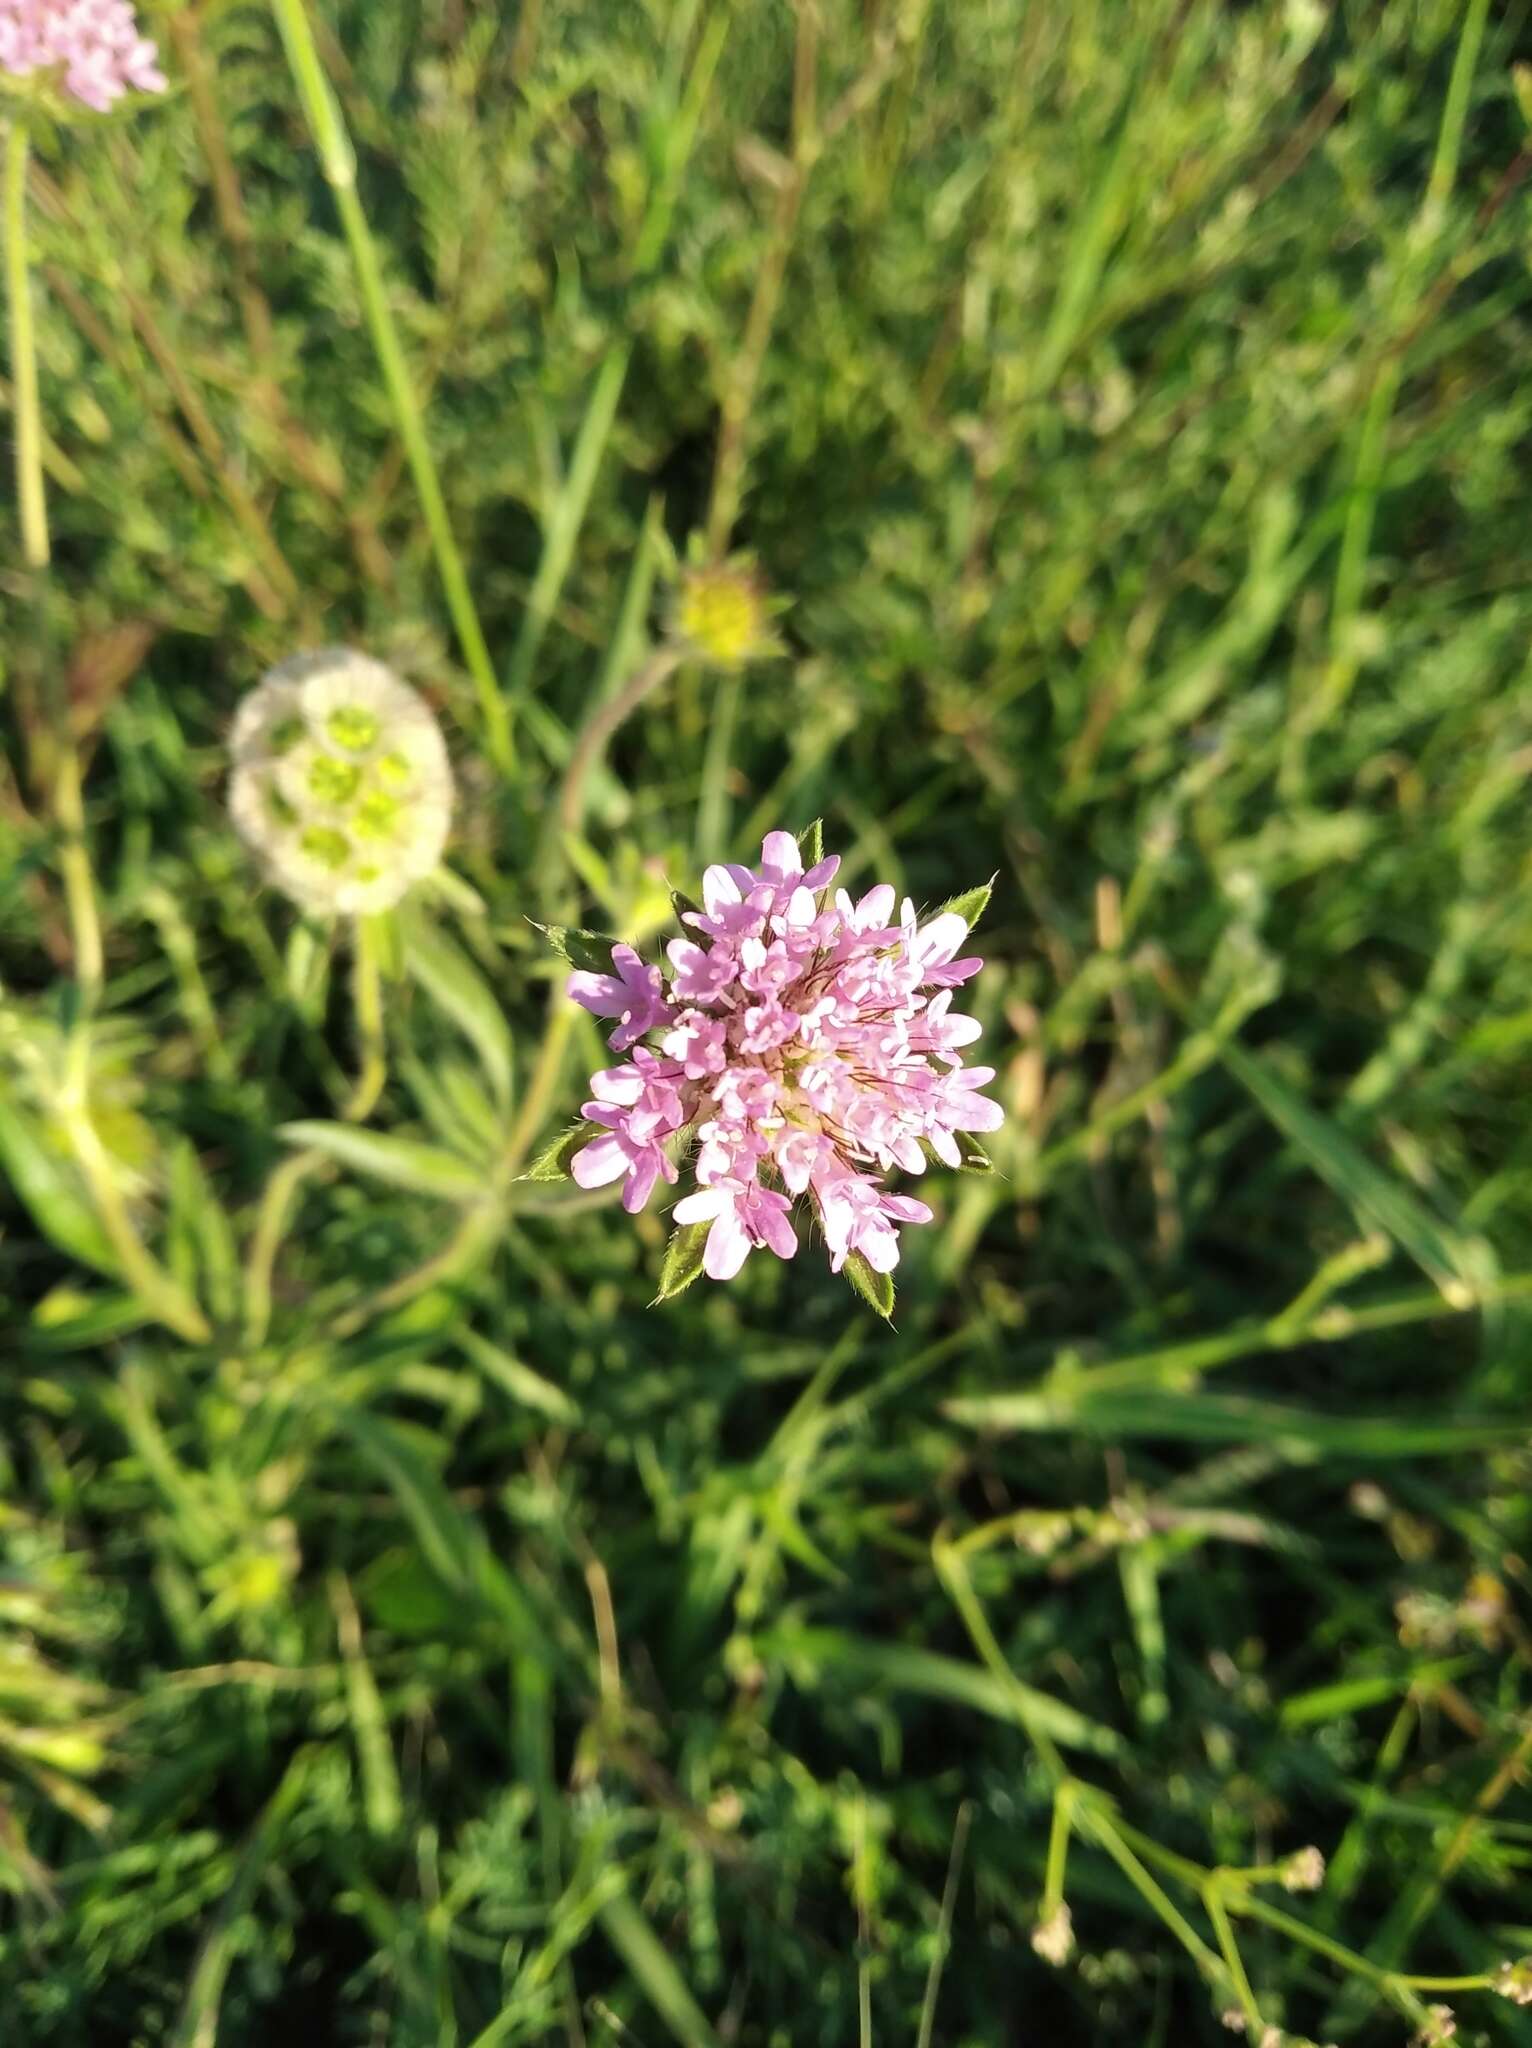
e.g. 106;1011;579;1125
228;648;453;916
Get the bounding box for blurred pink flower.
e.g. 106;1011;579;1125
566;831;1002;1288
0;0;166;112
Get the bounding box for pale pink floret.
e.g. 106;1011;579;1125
673;1180;797;1280
0;0;167;110
565;833;1002;1285
568;943;673;1052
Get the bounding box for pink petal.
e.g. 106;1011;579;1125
705;1208;750;1280
571;1136;628;1189
760;831;802;877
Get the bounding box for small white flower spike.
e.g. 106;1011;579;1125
229;648;453;916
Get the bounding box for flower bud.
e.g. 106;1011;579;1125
229;648;453;917
672;557;783;668
1280;1847;1325;1893
1494;1958;1532;2005
1413;2006;1456;2044
1031;1903;1074;1965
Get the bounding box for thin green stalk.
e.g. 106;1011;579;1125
326;1197;505;1340
53;744;104;1004
1040;1782;1076;1918
555;644;681;866
1233;1895;1405;1999
505;8;728;727
1049;1267;1532;1406
931;1533;1066;1785
1286;0;1490;783
914;1801;971;2048
1205;1881;1265;2038
267;0;510;775
343;914;387;1122
1078;1809;1221;1980
7;123;105;1000
504;999;576;1175
5;121;46;568
243;1150;325;1347
696;670;742;867
704;2;818;555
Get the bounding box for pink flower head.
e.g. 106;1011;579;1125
560;834;1002;1295
0;0;166;111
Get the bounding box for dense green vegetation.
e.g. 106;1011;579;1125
3;1;1532;2041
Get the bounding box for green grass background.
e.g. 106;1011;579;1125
3;0;1532;2041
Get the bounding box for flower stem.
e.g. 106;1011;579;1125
1205;1879;1265;2038
695;670;742;867
556;645;681;855
6;121;105;1000
267;0;511;777
343;914;387;1122
5;121;47;570
1040;1782;1076;1919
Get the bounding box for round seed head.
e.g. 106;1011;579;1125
228;648;453;916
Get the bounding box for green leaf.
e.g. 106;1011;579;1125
519;1122;590;1183
943;1386;1527;1457
758;1625;1125;1759
165;1140;239;1323
341;1414;552;1661
458;1330;582;1422
598;1888;723;2048
277;1121;482;1201
403;921;514;1110
359;1547;463;1638
1220;1041;1493;1310
955;1132;995;1174
527;921;625;975
655;1219;711;1301
843;1251;895;1320
796;818;824;869
400;1056;499;1167
0;1101;118;1277
936;876;996;931
671;888;702;924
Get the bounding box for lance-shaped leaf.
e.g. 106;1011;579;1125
670;888;702;925
518;1123;590;1184
843;1251;895;1321
278;1123;482;1202
404;922;514;1111
654;1219;711;1302
796;818;824;869
935;875;996;932
956;1132;996;1174
527;921;624;975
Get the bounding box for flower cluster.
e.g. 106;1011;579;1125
0;0;165;111
561;831;1002;1293
229;649;453;917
